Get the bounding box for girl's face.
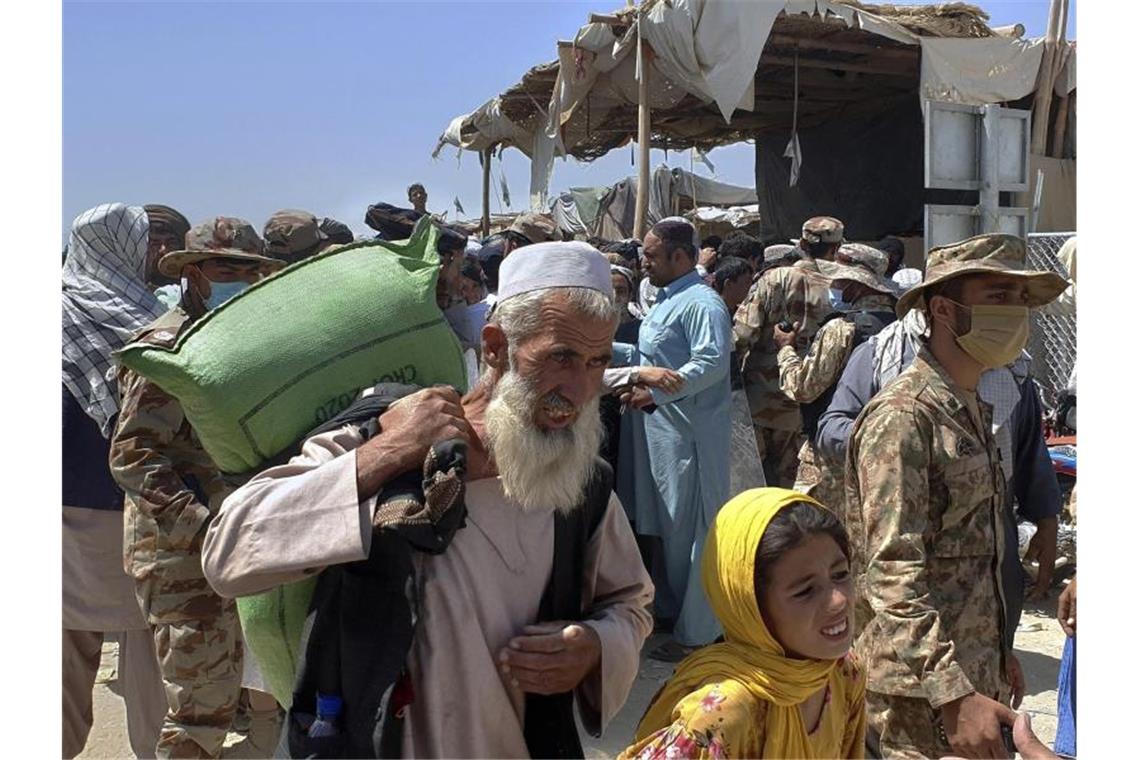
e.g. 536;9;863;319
759;533;854;661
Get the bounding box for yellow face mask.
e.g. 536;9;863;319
944;300;1030;368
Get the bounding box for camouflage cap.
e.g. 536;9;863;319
763;244;800;264
828;261;897;298
896;233;1070;318
835;243;889;278
262;209;327;258
507;212;558;245
158;216;285;277
793;216;845;245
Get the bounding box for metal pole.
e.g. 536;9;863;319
1029;168;1045;234
481;147;492;239
979;104;1001;233
632;13;651;239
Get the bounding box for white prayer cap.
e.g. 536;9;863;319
891;267;924;293
496;241;614;305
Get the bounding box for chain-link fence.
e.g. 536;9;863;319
1025;232;1076;409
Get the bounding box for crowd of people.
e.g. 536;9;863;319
62;182;1076;759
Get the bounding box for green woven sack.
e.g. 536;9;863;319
117;218;466;474
236;577;318;707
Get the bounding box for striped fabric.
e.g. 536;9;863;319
62;203;165;437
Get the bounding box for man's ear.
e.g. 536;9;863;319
926;293;956;332
482;322;509;371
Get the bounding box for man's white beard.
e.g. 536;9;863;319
484;369;603;515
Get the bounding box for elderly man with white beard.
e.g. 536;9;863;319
200;241;653;758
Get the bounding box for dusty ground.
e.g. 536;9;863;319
77;589;1068;759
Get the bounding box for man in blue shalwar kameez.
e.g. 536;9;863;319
613;219;733;661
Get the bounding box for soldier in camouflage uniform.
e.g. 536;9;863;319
774;245;896;514
732;216;842;487
844;234;1069;759
110;218;286;758
263;208;344;265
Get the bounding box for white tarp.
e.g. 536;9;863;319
436;0;925;205
920;37;1047;105
638;0;781;122
689;204;762;228
432;96;535;158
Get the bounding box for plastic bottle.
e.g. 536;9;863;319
308;693;342;738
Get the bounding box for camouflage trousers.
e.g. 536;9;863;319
136;569;243;759
792;442;845;518
753;424;803;489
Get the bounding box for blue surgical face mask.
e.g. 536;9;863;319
828;287;851;311
183;275;251;310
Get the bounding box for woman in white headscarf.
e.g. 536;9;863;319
62;203;167;758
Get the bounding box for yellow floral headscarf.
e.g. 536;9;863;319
635;488;841;758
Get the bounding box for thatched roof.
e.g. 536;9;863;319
479;1;1000;163
837;2;992;38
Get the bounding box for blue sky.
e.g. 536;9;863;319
63;0;1077;240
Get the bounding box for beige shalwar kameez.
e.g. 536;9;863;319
202;425;654;758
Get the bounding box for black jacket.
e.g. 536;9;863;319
282;384;613;758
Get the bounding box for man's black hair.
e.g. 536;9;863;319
718;233;764;265
481;254;503;292
701;234;723;251
803;240;836;259
878;236;906;275
436;225;468;255
649;219;697;259
602;239;640;264
318;218;355;245
877;236;905;258
712;256;751;293
460;257;484;285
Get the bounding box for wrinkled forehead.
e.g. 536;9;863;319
524;293;616;347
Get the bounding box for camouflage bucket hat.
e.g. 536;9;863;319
791;215;845;245
508;212;558;244
836;243;888;278
895;233;1070;318
828;261;897;298
763;243;800;264
262;209;327;258
159;217;286;277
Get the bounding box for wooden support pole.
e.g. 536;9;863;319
1051;92;1071;158
1031;0;1068;154
632;22;652;239
761;54;916;78
764;34;917;59
481;147;492;239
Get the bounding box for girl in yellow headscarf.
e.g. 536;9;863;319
620;488;866;759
